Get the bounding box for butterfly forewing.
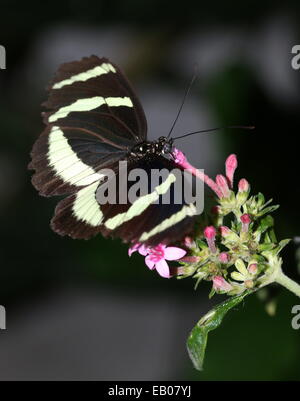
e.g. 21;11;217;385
30;56;147;197
44;56;147;141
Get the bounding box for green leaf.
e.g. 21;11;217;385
196;239;208;249
274;239;291;255
264;231;271;243
208;287;216;299
186;291;250;371
258;243;275;252
269;228;277;243
258;215;274;233
257;205;279;217
257;192;265;207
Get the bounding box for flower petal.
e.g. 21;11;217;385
231;271;245;282
216;174;230;198
235;259;248;275
155;259;170;278
138;244;149;256
145;255;155;270
213;276;232;291
225;154;237;188
128;243;139;256
164;247;186;261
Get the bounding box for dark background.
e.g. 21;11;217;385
0;0;300;380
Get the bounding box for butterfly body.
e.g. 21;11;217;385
129;137;173;159
29;56;200;246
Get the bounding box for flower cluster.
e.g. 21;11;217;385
175;153;290;297
128;153;293;299
127;151;300;372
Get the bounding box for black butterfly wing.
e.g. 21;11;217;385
30;125;127;197
30;56;147;197
51;156;200;244
43;56;147;142
30;56;199;245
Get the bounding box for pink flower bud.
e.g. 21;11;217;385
216;174;230;198
240;214;251;224
179;256;201;263
204;226;217;253
172;147;186;165
220;226;230;237
183;236;196;249
204;226;216;239
241;213;251;232
171;147;223;198
238;178;249;192
213;276;232;292
225;154;238;188
244;280;254;289
248;263;258;275
219;252;230;263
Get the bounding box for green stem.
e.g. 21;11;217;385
275;270;300;298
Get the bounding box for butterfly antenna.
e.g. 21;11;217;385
172;125;255;140
167;65;198;139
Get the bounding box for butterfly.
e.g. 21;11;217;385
29;56;201;246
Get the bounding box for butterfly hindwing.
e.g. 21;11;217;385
29;125;127;196
50;156;199;244
51;181;104;239
99;156;199;245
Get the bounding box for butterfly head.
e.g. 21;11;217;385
157;136;174;155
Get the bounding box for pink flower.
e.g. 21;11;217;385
216;174;230;198
204;226;217;253
172;149;238;199
212;276;232;292
248;263;258;274
128;243;148;256
240;213;251;232
220;225;230;237
172;148;186;165
172;147;223;198
225;154;238;188
129;243;186;278
204;226;216;239
183;236;196;249
219;252;230;263
238;178;249;192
